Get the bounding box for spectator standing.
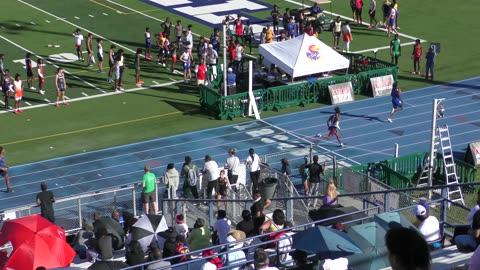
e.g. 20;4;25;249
142;164;158;215
206;44;218;67
96;38;104;73
197;36;208;63
226;68;237;95
36;182;56;223
181;156;200;199
236;210;255;238
210;28;221;52
0;147;13;193
305;155;326;207
287;18;297;39
271;5;281;35
368;0;379;28
280;158;291;177
225;148;240;191
282;8;291;32
260;27;267;44
411;39;423;75
386;227;431;270
197;58;207;89
355;0;364;25
251;190;272;235
55;67;68;107
2;69;13;109
86;33;94;68
107;44;116;83
202;155;220;199
425;46;436;80
341;21;352;52
350;0;358;23
161;17;173;39
332;16;342;50
390;34;401;65
72;29;84;61
243;21;254;54
215;170;230;209
25;53;35;90
37;59;45;95
13;73;23;114
188;218;212;251
387;4;398;37
212;210;231;245
234;42;244;72
228;40;237;63
175;20;183;44
180;46;193;82
246;148;261;192
299;156;310;196
234;15;244;43
163;163;179;199
265;25;274;44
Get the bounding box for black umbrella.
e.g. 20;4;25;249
93;217;125;250
309;205;367;229
131;214;168;252
88;260;129;270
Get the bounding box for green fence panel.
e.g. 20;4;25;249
264;82;308;111
200;85;222;118
379;163;414;189
216;89;264;120
383;152;427;181
435;153;478;184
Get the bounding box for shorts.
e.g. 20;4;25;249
0;169;6;177
159;48;166;55
356;8;362;16
328;127;338;136
58;87;66;92
115;66;124;79
172;55;177;62
183;63;190;70
235;28;242;37
109;61;114;68
389;18;395;26
38;77;45;84
142;191;156;204
218;186;227;197
197;79;205;85
97;53;103;62
334;32;341;38
87;49;92;54
413;56;421;61
146;39;151;49
15;95;22;101
392;97;403;108
27;69;33;77
392;52;400;57
75;44;81;50
369;10;376;18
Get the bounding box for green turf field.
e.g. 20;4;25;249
0;0;478;165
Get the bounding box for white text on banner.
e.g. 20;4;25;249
328;82;355;104
370;74;394;97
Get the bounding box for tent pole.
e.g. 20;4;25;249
223;24;228;97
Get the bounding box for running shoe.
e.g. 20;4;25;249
40;90;45;95
387;118;392;123
56;103;59;108
64;102;69;106
29;87;36;90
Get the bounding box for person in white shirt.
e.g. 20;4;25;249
202;155;219;199
206;44;218;67
175;214;188;238
246;148;261;192
413;204;441;244
455;191;480;252
72;29;84;61
225;148;240;191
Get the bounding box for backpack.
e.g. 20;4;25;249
187;165;198;186
261;231;286;249
327;114;336;128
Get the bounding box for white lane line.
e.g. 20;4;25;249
102;13;108;16
45;20;51;23
0;80;182;114
88;14;94;18
0;100;4;105
81;92;89;97
30;22;36;25
0;33;106;94
74;16;80;20
151;81;160;85
44;99;51;103
353;41;416;54
64;96;70;100
15;24;21;27
25;102;32;106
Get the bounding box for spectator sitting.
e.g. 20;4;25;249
146;247;172;270
96;227;113;261
413;204;441;248
173;235;190;264
188;218;212;251
213;210;232;245
175;214;189;238
73;221;95;259
455;210;480;253
253;248;279;270
160;228;178;263
236;210;255;238
125;240;145;268
386;227;431;270
221;230;247;270
258;209;285;235
200;249;223;270
289;250;316;270
322;180;340;206
164;163;180;199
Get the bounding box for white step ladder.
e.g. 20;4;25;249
416;155;432;188
437;125;464;205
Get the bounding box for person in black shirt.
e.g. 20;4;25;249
305;155;326;207
36;182;56;223
236;210;255;237
250;190;271;235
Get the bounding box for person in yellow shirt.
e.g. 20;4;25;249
265;25;274;43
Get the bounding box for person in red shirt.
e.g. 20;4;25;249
228;40;236;63
411;39;423;75
173;235;189;264
234;14;244;43
196;59;207;89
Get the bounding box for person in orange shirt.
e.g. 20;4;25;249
411;39;422;75
265;25;274;43
13;73;23;114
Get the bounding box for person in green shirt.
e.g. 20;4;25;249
390;34;401;65
142;164;158;215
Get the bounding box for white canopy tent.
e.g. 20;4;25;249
259;34;349;79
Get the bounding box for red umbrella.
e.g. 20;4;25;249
0;214;75;270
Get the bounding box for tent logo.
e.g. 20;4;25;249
306;44;321;62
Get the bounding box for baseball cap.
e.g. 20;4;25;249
227;67;233;72
208;44;213;48
413;204;427;216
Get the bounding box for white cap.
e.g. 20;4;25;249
413;204;427;216
227;67;233;72
208;44;213;48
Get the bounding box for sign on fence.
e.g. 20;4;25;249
370;74;394;97
328;82;355;104
465;141;480;167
